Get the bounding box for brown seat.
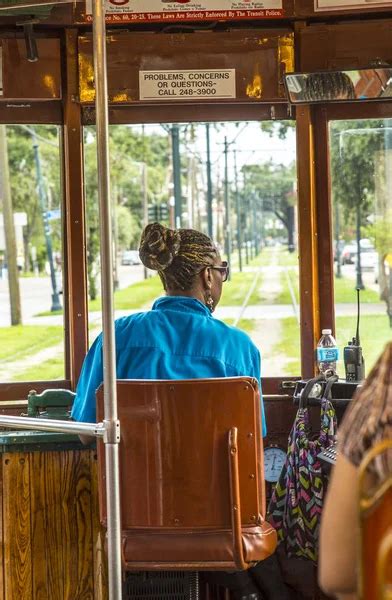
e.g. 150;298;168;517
359;439;392;600
96;377;277;571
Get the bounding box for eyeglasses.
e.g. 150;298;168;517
209;261;230;283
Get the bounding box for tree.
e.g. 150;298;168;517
0;125;22;325
241;161;297;251
6;125;61;274
84;126;170;299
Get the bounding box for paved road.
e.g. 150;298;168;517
0;264;144;327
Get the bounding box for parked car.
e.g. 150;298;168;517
354;247;378;271
341;238;374;265
121;250;141;266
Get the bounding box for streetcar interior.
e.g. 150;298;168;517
0;1;391;599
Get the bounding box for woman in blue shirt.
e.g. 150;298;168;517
72;223;288;600
72;222;266;435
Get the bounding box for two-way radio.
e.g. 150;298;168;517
344;288;365;382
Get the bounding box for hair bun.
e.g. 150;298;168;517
139;223;181;271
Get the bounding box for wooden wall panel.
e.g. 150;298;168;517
30;452;64;600
91;451;109;598
294;0;392;18
298;19;392;72
0;461;4;600
1;38;61;100
60;450;94;600
3;454;32;600
0;449;107;600
78;30;294;105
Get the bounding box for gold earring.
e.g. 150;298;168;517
205;290;215;313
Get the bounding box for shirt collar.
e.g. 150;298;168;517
152;296;212;317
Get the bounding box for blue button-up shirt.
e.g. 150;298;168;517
72;296;266;436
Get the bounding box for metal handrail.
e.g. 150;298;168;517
0;415;105;437
0;2;122;598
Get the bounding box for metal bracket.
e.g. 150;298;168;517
16;20;39;62
103;419;121;444
281;380;297;390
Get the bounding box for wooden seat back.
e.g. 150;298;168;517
96;377;277;571
359;439;392;600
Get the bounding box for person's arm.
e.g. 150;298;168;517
318;454;359;596
319;342;392;598
71;334;104;443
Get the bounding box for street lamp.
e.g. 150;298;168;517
355;190;366;291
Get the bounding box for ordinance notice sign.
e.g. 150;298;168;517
314;0;392;9
139;69;236;100
84;0;284;23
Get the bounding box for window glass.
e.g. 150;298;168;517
330;118;392;375
84;121;299;376
0;125;64;382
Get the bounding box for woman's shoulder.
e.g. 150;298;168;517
211;318;259;355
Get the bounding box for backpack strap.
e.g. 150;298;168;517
323;374;339;401
299;374;326;408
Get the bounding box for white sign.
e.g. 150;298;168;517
315;0;392;10
139;69;236;101
85;0;283;23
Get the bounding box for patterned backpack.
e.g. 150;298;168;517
267;375;337;563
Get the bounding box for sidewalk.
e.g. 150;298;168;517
18;302;388;328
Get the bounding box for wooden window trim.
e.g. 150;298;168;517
312;100;392;359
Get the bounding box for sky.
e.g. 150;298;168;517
130;120;297;182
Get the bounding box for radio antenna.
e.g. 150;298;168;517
355;287;361;346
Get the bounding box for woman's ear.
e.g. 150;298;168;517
201;266;212;289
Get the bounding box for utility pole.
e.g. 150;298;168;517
171;125;182;228
206;123;213;238
233;150;242;272
32;133;62;312
142;162;148;280
224;137;231;266
335;201;342;279
187;156;194;228
356;198;364;290
112;185;119;291
0;125;22;325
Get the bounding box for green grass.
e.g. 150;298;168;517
12;356;64;382
274;268;298;305
220;271;263;306
0;326;63;363
222;318;255;335
335;314;392;374
334;277;379;303
248;247;299;268
36;308;63;317
90;276;163;311
274;314;392;378
275;316;302;374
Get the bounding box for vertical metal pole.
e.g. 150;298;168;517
171;124;182;228
206;123;213;238
32;135;62;311
224;137;231;266
233;150;242;272
92;2;122;599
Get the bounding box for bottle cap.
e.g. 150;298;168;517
322;328;332;335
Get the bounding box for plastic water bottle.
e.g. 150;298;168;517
316;329;339;375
